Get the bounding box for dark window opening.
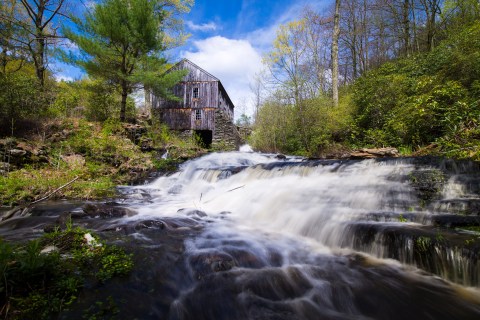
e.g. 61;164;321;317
195;130;212;148
195;109;201;120
193;87;199;98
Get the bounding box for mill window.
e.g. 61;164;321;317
193;87;199;98
195;109;202;120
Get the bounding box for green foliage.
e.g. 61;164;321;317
59;120;148;169
152;158;178;172
0;168;80;206
0;226;133;319
84;80;120;122
49;80;87;118
148;122;173;147
350;21;480;156
415;236;432;253
0;119;152;206
252;93;355;156
62;0;184;121
96;246;134;282
0;64;55;135
50;78;137;122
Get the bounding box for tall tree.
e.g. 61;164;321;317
264;20;313;150
159;0;194;49
419;0;442;50
19;0;66;85
332;0;341;106
0;0;22;74
303;8;331;95
64;0;185;122
0;0;67;84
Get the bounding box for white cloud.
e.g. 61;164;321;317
186;20;218;32
55;74;74;82
85;0;96;10
178;0;331;118
64;38;79;50
244;0;330;52
183;36;263;118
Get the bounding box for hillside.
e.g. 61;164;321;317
0;119;205;207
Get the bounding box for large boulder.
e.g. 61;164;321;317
0;138;49;169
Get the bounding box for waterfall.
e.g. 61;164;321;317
3;149;480;318
127;150;480;286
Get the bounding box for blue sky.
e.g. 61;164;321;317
178;0;330;115
56;0;331;115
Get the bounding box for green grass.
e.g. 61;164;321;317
0;118;209;206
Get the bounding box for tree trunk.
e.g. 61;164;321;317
19;0;66;86
120;82;128;122
403;0;410;56
332;0;341;107
35;35;46;86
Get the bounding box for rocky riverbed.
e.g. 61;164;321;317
1;151;480;319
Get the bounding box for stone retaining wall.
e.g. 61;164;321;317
212;109;241;150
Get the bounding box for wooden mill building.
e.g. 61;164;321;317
146;59;241;149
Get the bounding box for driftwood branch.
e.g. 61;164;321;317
1;176;79;221
31;176;79;204
202;185;246;204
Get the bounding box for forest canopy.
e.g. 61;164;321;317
251;0;480;159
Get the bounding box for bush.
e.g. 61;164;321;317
252;93;355;156
350;21;480;152
0;67;55;136
0;225;133;319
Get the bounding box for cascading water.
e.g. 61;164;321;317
124;149;480;286
2;148;480;319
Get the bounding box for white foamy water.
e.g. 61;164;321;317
129;150;417;245
121;149;480;287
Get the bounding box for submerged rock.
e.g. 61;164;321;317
178;208;208;218
189;251;236;279
409;169;446;203
79;203;137;219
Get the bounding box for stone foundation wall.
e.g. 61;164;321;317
237;126;252;144
212;109;241;150
171;110;241;151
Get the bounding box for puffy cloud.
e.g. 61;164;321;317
183;36;263;117
186;20;218;32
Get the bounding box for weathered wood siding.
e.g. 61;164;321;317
218;85;234;121
191;108;215;130
154;82;219;110
159;109;190;129
184;82;218;109
159;108;216;131
177;60;217;82
150;58;236;138
153;83;185;109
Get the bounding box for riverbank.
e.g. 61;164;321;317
0;118;207;207
2;151;480;319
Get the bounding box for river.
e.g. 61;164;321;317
1;147;480;319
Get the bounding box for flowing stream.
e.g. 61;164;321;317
2;148;480;319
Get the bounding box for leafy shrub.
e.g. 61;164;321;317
350;21;480;153
0;225;133;319
0;66;55;136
